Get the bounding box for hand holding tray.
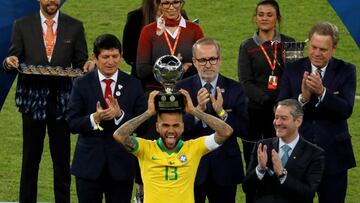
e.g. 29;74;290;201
18;65;84;77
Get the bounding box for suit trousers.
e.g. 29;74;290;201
243;107;275;169
20;111;70;203
318;171;347;203
75;164;133;203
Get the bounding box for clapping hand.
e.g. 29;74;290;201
210;87;224;114
257;143;268;170
271;149;284;176
94;96;122;122
196;88;210;111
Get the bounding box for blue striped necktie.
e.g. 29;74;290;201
281;144;291;166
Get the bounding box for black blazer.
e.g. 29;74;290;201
66;69;147;181
278;57;356;175
175;74;248;185
122;8;143;77
7;11;87;69
5;11;88;117
238;34;295;110
243;137;325;203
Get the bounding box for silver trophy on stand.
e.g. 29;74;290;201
282;41;306;63
153;55;184;111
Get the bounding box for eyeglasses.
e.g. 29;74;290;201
160;0;183;9
195;57;219;65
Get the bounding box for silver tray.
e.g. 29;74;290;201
18;65;84;77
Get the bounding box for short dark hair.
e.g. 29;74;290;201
93;34;122;58
255;0;282;23
276;99;303;119
308;21;339;47
157;110;183;120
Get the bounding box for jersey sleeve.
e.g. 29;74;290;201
193;136;211;156
132;137;148;160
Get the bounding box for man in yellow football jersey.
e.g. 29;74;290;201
113;89;233;203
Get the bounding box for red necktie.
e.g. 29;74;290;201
103;79;113;106
44;19;55;58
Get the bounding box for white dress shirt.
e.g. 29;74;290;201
90;70;125;129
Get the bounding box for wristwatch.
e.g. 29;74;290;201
299;94;309;103
256;165;266;174
278;168;287;178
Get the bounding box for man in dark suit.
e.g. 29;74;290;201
66;34;147;203
243;99;325;203
278;22;356;203
175;37;248;203
2;0;88;202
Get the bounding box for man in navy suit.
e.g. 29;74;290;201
66;34;147;203
3;0;88;202
243;99;325;203
278;21;356;203
175;37;248;203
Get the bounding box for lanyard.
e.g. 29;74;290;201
260;42;278;75
163;28;181;56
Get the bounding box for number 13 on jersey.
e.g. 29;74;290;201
165;166;178;181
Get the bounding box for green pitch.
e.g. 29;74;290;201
0;0;359;202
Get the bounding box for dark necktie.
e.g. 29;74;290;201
204;83;214;114
281;144;291;166
103;79;113;107
317;68;323;79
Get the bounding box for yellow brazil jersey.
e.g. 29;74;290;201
133;136;210;203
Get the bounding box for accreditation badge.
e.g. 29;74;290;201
267;75;278;90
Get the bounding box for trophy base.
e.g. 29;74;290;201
155;91;184;111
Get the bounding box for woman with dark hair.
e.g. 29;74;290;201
122;0;159;78
122;0;189;79
136;0;203;92
237;0;295;169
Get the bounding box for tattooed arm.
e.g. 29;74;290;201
113;91;158;151
179;89;233;145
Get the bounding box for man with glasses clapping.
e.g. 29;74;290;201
175;37;248;203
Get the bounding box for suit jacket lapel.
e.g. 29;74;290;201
115;71;125;101
285;137;305;169
194;75;202;90
51;12;65;64
91;70;106;107
216;74;226;97
321;58;336;88
216;74;223;87
272;138;279;153
268;138;280;170
304;58;312;73
32;13;48;64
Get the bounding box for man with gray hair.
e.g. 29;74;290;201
278;21;356;202
243;99;325;203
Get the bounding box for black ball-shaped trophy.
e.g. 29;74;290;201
153;55;184;111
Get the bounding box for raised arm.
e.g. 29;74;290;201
179;89;233;144
113;91;158;151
